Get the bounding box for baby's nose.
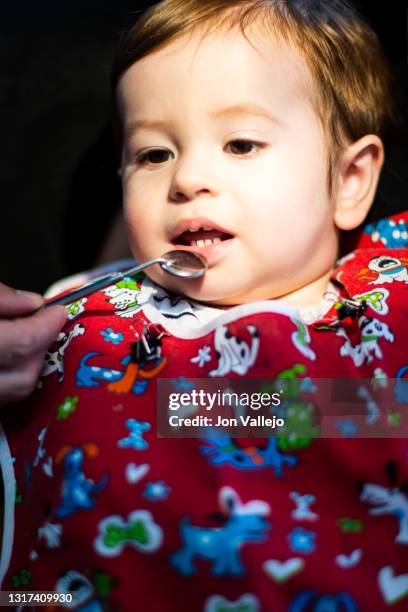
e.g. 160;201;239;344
171;184;213;202
169;157;220;202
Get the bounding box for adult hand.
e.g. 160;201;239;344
0;283;67;402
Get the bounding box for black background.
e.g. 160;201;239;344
1;1;407;293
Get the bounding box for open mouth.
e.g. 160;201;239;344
169;219;235;266
172;228;234;248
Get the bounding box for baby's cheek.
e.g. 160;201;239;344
122;208;144;258
125;217;161;263
126;230;147;262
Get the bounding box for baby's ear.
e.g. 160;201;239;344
334;134;384;231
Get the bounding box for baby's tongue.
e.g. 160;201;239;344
180;229;225;245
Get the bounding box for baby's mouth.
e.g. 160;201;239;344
172;228;233;248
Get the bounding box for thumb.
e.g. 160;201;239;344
0;282;44;317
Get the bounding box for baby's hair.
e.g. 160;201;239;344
111;0;395;195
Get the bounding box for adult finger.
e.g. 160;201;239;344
0;305;67;368
0;349;48;403
0;282;44;317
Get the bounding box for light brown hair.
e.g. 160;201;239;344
112;0;395;194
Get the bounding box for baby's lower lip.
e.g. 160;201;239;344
171;238;235;266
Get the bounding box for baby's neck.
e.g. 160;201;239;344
195;268;335;311
271;268;334;310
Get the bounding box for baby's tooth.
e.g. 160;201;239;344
189;228;199;232
196;240;206;248
204;239;212;246
212;237;221;244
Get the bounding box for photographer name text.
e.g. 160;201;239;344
168;414;284;429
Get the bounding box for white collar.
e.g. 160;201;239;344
133;276;334;339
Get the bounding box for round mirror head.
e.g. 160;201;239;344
160;250;207;278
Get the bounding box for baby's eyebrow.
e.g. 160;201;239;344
124;103;283;140
124;118;171;140
210;103;283;125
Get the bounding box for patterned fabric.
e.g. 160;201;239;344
1;213;408;611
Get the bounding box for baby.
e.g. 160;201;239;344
1;1;408;610
115;0;387;310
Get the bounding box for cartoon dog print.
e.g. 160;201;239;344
55;446;108;518
170;487;270;575
104;278;142;318
337;316;394;367
77;328;167;394
40;323;85;383
200;437;298;478
360;461;408;545
359;255;408;285
209;324;260;376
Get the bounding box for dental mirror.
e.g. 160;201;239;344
159;249;208;278
45;250;207;307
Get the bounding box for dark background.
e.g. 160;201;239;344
1;1;407;293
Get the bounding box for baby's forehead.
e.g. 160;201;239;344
154;23;310;79
119;24;317;117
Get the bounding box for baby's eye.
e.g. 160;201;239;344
226;139;264;155
136;148;173;165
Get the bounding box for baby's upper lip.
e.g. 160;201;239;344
170;217;234;242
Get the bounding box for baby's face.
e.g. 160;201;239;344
117;26;339;306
